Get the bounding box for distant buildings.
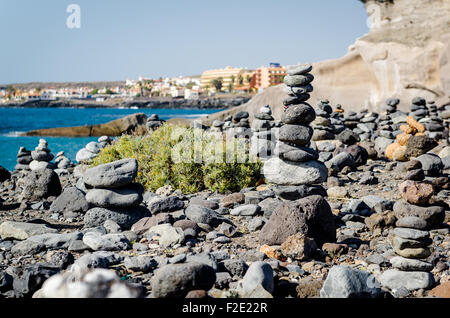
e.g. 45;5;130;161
255;63;286;92
200;66;245;92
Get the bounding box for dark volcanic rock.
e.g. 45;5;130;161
405;136;438;159
393;200;445;229
50;187;90;214
259;195;336;247
151;263;216;298
84;206;150;230
0;165;11;182
22;168;62;201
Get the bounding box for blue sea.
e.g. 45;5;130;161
0;107;224;171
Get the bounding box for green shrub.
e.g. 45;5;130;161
90;124;262;194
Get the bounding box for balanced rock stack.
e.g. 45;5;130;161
250;105;276;159
356;110;378;142
385;116;430;162
15;147;33;171
211;119;225;132
76;136;112;163
264;63;327;186
380;180;439;293
54;151;74;171
381;97;400;115
30;139;55;171
409;97;429;121
146;114;164;133
230;111;250;138
311;100;335;141
222;115;233;130
422;101;444;140
82;158;147;229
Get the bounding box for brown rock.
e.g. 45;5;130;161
131;214;173;235
23;113;148;137
321;243;348;257
405;135;438;159
259;195;336;247
221;193;245;208
393;145;407;162
398;180;434;205
385;142;400;160
260;244;285;261
296;277;323;298
185;290;208;298
399;125;416;135
173;219;200;232
396;133;412;146
365;211;396;231
406;116;425;133
281;233;317;261
429;282;450;298
405;160;422;171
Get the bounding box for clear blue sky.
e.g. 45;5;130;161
0;0;369;84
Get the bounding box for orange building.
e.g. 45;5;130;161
255;63;286;91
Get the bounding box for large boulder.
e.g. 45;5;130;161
22;168;62;201
0;165;11;182
84;206;150;230
259;195;336;247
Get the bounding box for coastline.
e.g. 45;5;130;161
0;95;251;110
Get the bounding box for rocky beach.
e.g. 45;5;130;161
0;0;449;304
1;59;449;299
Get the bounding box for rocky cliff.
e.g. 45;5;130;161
203;0;450;124
22;113;148;137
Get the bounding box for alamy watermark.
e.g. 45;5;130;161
66;4;81;29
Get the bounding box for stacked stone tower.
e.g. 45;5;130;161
263;63;327;186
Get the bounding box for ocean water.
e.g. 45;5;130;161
0;107;224;171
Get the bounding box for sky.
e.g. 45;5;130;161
0;0;369;84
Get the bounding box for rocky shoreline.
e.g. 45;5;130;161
0;64;449;299
1;96;251;110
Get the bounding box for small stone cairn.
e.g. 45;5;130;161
146;114;164;133
76;136;112;163
30;139;55;171
263;63;327;186
380;179;436;294
385;116;426;161
422;101;444;140
82;158;145;229
250;105;275;159
409;97;429;121
54;151;74;170
357;109;378;142
311;100;335;141
15;147;32;171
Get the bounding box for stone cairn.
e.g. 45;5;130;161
380;179;438;294
76;136;112;163
263;63;328;187
30;139;55;171
357;109;378;142
385;116;426;161
146;114;164;134
374;98;405;157
54;151;74;171
82;158;145;230
409;97;429;121
15;147;32;171
230;111;250;138
311;100;335;141
422;101;444;140
250;105;275;159
222;115;233;130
